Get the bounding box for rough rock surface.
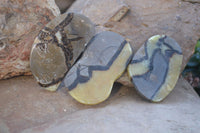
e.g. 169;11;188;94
68;0;200;86
0;76;199;133
0;0;59;79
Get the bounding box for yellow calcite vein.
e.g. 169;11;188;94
128;60;149;77
128;35;170;77
45;82;61;92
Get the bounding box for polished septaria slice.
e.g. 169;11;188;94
30;13;95;91
60;31;133;105
128;35;183;102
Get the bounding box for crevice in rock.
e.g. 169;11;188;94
182;0;200;4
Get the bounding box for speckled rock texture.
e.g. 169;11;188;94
0;0;59;79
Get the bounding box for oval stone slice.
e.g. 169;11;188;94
128;35;183;102
30;13;95;89
61;31;133;105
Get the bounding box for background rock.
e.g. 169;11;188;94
68;0;200;86
0;0;60;79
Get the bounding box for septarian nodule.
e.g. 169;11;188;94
30;13;95;91
61;31;133;105
128;35;183;102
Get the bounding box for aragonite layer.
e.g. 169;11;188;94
30;13;95;90
128;35;183;102
61;31;133;105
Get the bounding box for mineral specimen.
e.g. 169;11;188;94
61;31;133;105
128;35;183;102
30;13;95;91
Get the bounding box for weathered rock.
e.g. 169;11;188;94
128;35;183;102
0;0;60;80
68;0;200;86
30;13;95;90
61;31;133;105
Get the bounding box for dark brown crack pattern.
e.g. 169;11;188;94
36;13;83;69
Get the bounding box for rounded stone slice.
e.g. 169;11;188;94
30;13;95;90
128;35;183;102
61;31;133;105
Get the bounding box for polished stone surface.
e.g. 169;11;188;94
128;35;183;102
61;31;133;105
30;13;95;88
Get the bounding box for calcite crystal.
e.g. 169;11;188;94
30;13;95;90
61;31;133;105
128;35;183;102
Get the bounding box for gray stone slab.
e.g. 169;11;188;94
0;76;199;133
22;77;200;133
